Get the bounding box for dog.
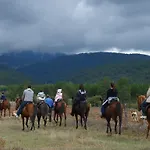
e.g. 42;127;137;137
131;111;139;122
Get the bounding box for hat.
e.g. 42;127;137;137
57;89;62;93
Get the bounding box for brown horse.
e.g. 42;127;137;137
54;100;67;126
0;100;11;117
137;95;150;138
15;98;36;131
103;100;123;135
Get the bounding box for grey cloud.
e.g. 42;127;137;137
0;0;150;54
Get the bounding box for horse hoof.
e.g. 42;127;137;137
76;127;78;129
22;129;24;131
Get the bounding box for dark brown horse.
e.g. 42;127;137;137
54;100;67;126
15;98;36;131
73;99;91;130
103;100;123;135
137;95;150;138
0;100;11;117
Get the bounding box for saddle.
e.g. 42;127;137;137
108;98;119;105
37;100;44;108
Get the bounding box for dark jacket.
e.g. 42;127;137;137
106;88;118;99
0;95;6;100
75;90;86;103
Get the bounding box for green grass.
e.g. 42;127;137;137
0;107;150;150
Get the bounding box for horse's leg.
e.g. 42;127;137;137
4;109;6;117
146;121;150;138
49;109;52;122
8;108;11;117
0;110;2;117
22;116;25;131
37;116;41;128
114;118;118;134
106;118;111;134
43;116;47;127
26;117;29;128
30;115;35;130
75;114;78;129
119;115;122;135
59;115;62;126
80;116;83;127
53;111;57;124
83;115;87;130
64;112;66;127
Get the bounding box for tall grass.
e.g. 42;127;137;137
0;107;149;150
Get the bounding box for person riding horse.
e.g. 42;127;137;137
101;82;119;118
0;92;6;103
13;85;34;118
36;90;46;106
140;87;150;119
44;94;54;108
70;84;87;116
54;89;63;108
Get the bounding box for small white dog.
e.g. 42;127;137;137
131;111;138;122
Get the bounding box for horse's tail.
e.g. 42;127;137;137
116;102;122;115
85;103;91;117
146;107;150;120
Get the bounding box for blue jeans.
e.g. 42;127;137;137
17;101;30;116
141;100;147;115
101;100;108;115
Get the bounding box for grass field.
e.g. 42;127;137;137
0;106;150;150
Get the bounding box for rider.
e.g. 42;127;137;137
140;87;150;119
101;82;119;118
36;90;46;104
13;85;34;118
70;84;87;116
45;94;54;108
0;92;6;103
54;89;63;107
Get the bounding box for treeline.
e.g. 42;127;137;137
0;77;149;107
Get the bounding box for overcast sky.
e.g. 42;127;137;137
0;0;150;55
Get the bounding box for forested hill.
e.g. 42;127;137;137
0;64;29;85
16;52;150;84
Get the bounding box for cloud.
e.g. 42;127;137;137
0;0;150;54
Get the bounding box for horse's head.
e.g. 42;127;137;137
15;98;22;110
137;95;146;111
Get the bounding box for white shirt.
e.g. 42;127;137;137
55;92;63;102
22;88;34;102
37;92;46;101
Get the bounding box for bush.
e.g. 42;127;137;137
87;95;102;107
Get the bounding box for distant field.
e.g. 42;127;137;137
0;105;150;150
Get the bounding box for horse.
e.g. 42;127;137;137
137;95;150;138
102;100;123;135
72;97;90;130
15;98;36;131
0;99;11;117
53;100;67;127
37;101;52;128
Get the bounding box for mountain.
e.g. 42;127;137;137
0;51;65;69
16;52;150;84
0;64;30;85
